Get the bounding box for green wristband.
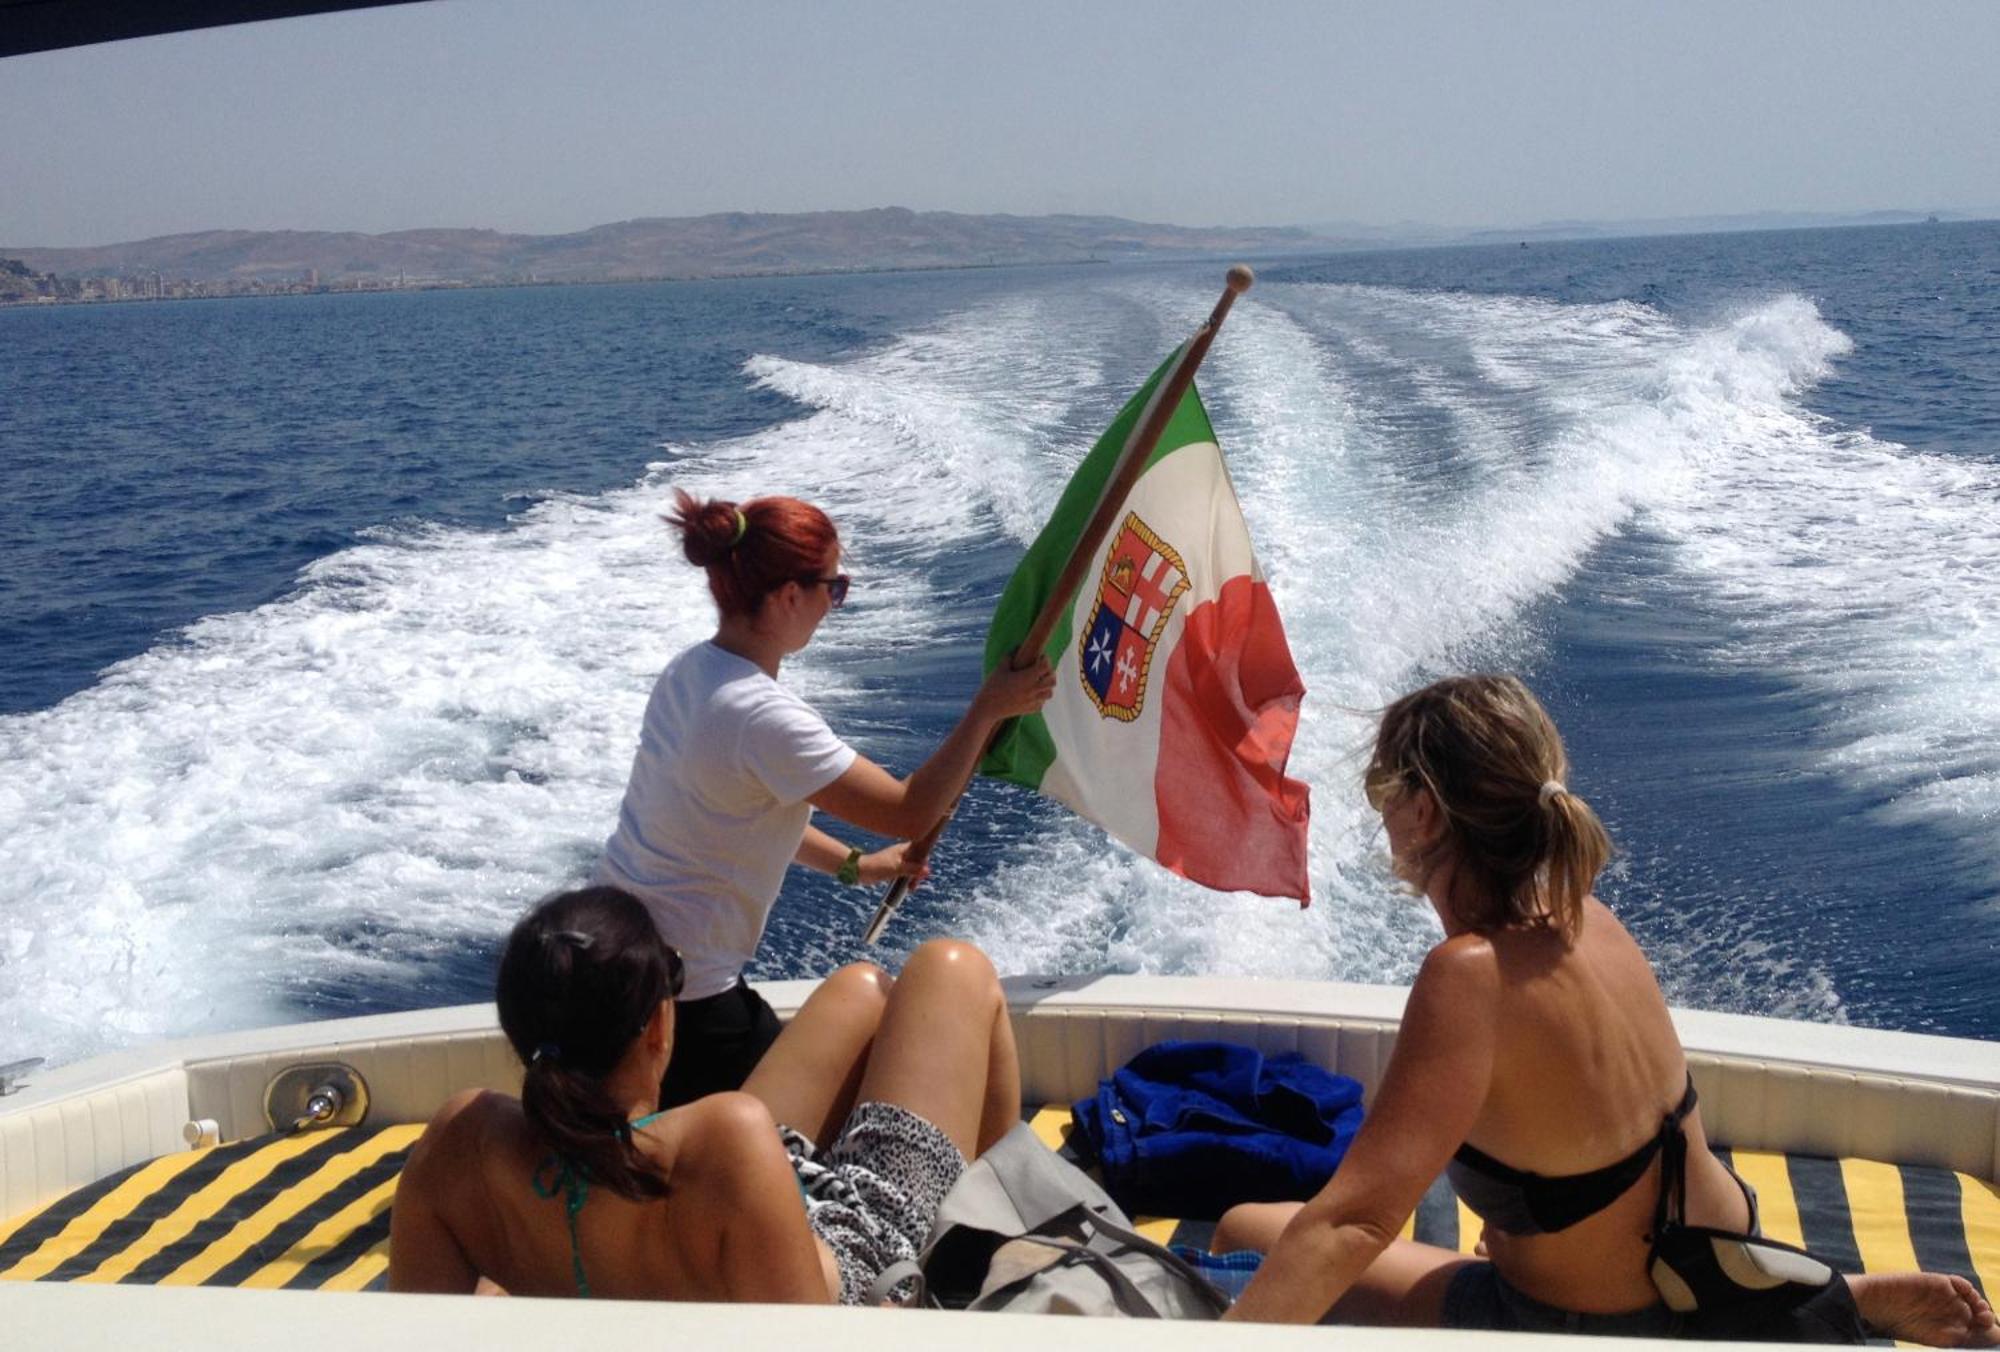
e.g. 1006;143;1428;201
836;845;863;886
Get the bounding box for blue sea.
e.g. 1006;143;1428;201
3;221;1997;1068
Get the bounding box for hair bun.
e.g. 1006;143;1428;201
662;491;837;621
668;489;741;568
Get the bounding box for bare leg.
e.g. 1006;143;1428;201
1327;1241;1473;1326
853;939;1019;1159
1214;1202;1468;1326
1213;1202;1303;1255
1850;1273;2000;1347
976;975;1022;1154
741;962;891;1148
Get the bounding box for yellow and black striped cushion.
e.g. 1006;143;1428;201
4;1113;1998;1297
0;1123;420;1290
1027;1107;2000;1301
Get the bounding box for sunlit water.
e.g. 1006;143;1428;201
3;222;1996;1067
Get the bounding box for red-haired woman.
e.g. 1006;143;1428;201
595;490;1053;1106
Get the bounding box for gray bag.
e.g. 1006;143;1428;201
868;1121;1231;1318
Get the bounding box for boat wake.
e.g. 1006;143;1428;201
3;273;1995;1067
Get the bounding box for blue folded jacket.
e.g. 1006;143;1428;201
1069;1039;1365;1221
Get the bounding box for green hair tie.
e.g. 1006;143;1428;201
729;509;748;547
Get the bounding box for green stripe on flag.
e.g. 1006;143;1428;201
980;344;1220;789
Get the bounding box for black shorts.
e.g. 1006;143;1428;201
1441;1262;1684;1336
659;978;783;1107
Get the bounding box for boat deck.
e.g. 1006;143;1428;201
0;1122;420;1289
4;1108;1997;1299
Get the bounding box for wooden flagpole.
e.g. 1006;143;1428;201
862;264;1255;945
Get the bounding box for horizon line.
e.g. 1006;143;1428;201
7;203;1999;256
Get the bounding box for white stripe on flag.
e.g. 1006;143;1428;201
1038;440;1252;858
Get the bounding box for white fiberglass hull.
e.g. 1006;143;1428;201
5;974;1998;1349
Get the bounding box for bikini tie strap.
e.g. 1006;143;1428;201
533;1155;593;1298
530;1113;668;1299
1648;1075;1699;1241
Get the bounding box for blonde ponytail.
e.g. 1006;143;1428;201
1536;784;1612;940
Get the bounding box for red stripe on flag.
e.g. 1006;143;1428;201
1154;576;1311;902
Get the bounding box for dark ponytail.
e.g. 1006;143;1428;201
497;887;675;1202
666;488;838;619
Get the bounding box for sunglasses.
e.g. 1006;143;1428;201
1363;764;1406;813
664;945;686;1000
798;573;851;608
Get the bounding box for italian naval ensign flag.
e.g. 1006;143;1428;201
981;348;1311;902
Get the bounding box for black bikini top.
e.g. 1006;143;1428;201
1447;1074;1698;1236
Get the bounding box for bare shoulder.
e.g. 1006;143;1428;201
620;1092;774;1172
674;1091;785;1169
665;1098;835;1303
653;1093;804;1252
1579;894;1632;939
405;1089;514;1173
1577;894;1652;949
430;1087;514;1134
1414;931;1502;999
679;1089;778;1132
1395;934;1503;1057
390;1090;504;1293
1578;896;1670;987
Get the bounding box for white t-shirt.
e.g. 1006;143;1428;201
597;641;858;999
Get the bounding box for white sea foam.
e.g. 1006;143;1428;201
1412;285;2000;904
0;290;1109;1066
745;293;1110;549
1641;311;2000;891
1;489;696;1064
5;275;1995;1066
994;280;1998;1002
908;281;1709;988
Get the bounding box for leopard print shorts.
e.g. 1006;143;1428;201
780;1101;966;1305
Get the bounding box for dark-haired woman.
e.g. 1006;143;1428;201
1216;676;1995;1346
595;490;1053;1106
389;886;1021;1304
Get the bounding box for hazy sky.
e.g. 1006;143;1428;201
4;0;1997;246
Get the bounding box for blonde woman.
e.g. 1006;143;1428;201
1218;675;1995;1345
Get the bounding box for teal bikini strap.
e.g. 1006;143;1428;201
531;1111;670;1299
531;1156;592;1298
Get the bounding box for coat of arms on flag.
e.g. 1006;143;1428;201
1080;513;1188;722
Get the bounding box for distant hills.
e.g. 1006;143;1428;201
6;205;1986;297
1303;208;1979;248
1460;208;1968;243
0;257;40;301
1;208;1319;286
